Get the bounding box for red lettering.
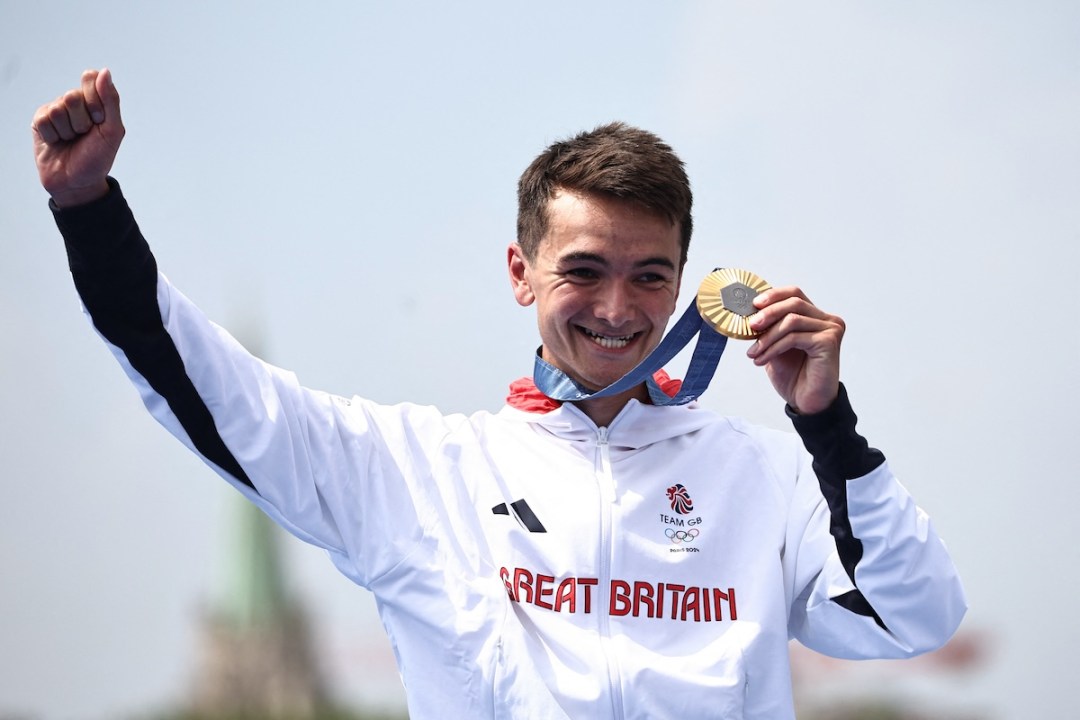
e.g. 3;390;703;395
610;580;632;616
500;567;515;601
535;574;555;610
513;567;534;605
713;587;737;621
681;586;700;622
553;578;576;612
666;583;685;620
579;578;598;613
499;569;736;623
633;581;656;619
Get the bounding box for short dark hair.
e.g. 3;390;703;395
516;122;693;264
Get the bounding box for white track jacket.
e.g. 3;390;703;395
54;181;966;719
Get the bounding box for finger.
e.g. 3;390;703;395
95;67;123;127
748;312;843;362
748;295;831;335
31;105;61;144
81;68;106;124
753;285;812;309
46;97;77;141
748;315;821;360
749;329;821;366
63;87;94;135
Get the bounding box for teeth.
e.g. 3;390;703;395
583;328;633;349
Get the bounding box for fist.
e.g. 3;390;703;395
32;68;125;207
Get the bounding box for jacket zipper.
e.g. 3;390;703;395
595;425;625;719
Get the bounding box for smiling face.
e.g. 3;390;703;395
508;189;683;409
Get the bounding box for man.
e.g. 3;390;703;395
34;69;965;719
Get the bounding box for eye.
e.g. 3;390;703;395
566;267;599;280
637;272;669;284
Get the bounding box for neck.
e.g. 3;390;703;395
573;384;649;428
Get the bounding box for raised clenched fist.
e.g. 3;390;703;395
32;68;125;208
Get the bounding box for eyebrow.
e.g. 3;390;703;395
558;251;677;271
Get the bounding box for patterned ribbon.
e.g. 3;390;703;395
533;299;728;406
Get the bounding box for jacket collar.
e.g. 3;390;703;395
505;370;683;414
500;372;715;449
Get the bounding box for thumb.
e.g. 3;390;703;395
95;68;124;138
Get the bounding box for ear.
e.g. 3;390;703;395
507;244;535;307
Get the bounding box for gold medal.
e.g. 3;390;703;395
696;268;772;339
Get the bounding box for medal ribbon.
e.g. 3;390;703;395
533;299;728;406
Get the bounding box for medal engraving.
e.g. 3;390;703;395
719;282;758;317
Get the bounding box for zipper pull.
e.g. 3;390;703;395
595;425;615;502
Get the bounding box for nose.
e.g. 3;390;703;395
593;280;635;328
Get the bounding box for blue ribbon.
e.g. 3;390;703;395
533;299;728;406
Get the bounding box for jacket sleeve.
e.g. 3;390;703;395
52;178;436;587
783;384;967;658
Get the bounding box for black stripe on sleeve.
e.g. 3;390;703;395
54;178;254;490
832;590;887;630
788;384;886;627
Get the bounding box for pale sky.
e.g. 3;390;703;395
2;2;1078;718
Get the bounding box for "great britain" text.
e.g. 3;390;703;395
499;566;737;622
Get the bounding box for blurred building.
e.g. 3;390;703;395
189;497;328;717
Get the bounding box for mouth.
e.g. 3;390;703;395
579;326;637;350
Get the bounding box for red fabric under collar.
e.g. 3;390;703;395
506;370;683;414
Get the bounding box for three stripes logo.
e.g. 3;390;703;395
492;499;547;533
